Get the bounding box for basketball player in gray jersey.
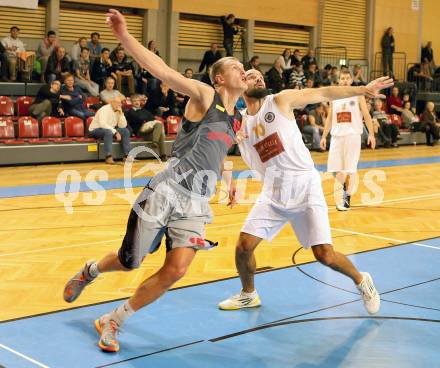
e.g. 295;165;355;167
63;9;246;352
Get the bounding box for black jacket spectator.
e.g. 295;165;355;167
421;44;434;63
125;107;155;136
199;48;222;72
146;85;179;118
33;84;61;115
301;53;317;70
0;41;8;80
45;51;71;81
92;56;113;89
111;54;133;74
381;33;395;54
266;66;285;93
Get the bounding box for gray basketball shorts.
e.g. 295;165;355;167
118;178;214;269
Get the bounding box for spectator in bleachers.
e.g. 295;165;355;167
221;14;239;57
201;65;213;86
288;62;306;89
386;86;403;115
320;64;332;86
301;49;316;70
421;101;440;146
176;68;192;114
372;99;398;147
183;68;193;79
330;66;339;85
61;74;94;120
291;49;301;65
111;47;135;96
100;76;125;104
135;66;150;96
1;26;33;82
70;37;88;62
244;55;263;75
88;96;132;164
381;27;395;77
304;103;326;151
352;64;366;86
145;81;179;118
266;57;285;93
199;43;222;72
92;48;115;90
74;47;99;97
87;32;102;63
277;49;293;71
305;62;322;87
421;41;435;69
45;47;71;84
37;30;59;82
147;40;160;57
305;78;314;89
401;101;419;129
0;41;9;81
29;80;66;121
125;94;166;160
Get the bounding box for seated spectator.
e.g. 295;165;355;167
305;78;314;89
301;49;316;70
0;41;10;81
36;30;59;82
29;80;66;121
352;64;366;86
305;62;322;87
92;48;115;90
244;56;263;75
1;26;34;81
145;82;179;118
111;47;135;95
61;74;95;120
88;96;132;164
100;76;125;104
304;103;326;151
70;37;87;62
320;64;332;86
45;47;71;84
125;94;166;159
421;101;440;145
73;47;99;97
201;65;213;86
136;66;150;95
330;66;339;85
199;43;222;72
386;86;403;115
266;57;285;93
401;101;419;129
176;68;192;114
87;32;102;63
147;40;160;56
277;48;293;71
291;49;301;66
289;62;306;89
372;99;398;147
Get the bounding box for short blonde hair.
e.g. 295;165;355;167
210;56;240;85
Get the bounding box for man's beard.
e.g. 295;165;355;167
245;87;270;99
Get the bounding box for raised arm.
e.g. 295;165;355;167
106;9;212;104
275;76;393;110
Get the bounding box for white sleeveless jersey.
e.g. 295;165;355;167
330;96;364;136
239;95;315;182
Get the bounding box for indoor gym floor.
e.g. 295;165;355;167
0;145;439;367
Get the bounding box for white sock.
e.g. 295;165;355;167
87;262;100;278
241;289;257;298
109;300;135;326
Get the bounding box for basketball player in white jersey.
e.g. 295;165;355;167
218;69;393;314
320;70;376;211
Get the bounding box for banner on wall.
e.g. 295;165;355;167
0;0;38;9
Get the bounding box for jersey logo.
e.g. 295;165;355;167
253;132;285;163
264;112;275;123
215;104;225;112
336;112;352;124
207;131;233;148
252;122;266;138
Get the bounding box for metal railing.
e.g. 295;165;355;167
315;46;348;69
373;52;407;81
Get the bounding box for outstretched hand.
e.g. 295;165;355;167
106;9;129;40
365;77;394;99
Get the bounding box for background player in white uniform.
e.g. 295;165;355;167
219;70;393;314
320;70;376;211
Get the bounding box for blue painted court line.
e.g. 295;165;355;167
0;239;439;367
2;154;440;199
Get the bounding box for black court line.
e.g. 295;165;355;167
94;340;204;368
209;316;440;342
2;234;439;325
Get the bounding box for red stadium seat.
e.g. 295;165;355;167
42;116;62;139
16;96;34;116
0;96;14;116
123;98;133;110
390;114;402;128
166;116;181;134
64;116;85;138
18;116;39;138
86;116;94;131
0;117;15;141
85;96;100;109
